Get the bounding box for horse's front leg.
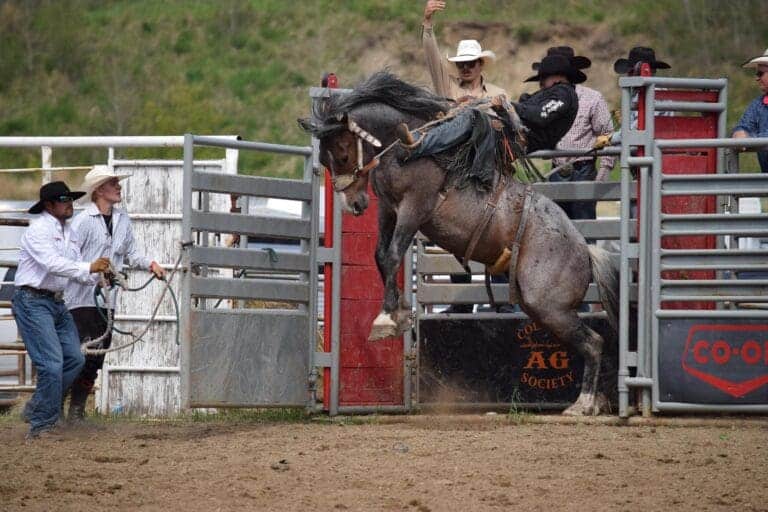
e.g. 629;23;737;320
369;209;418;341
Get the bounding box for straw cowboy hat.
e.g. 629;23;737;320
533;46;591;71
742;48;768;68
447;39;496;63
613;46;670;74
524;54;587;84
28;181;85;214
79;165;132;201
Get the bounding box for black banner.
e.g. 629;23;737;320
418;318;616;406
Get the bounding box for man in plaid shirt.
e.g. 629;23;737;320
543;47;615;220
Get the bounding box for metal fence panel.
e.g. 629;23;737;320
188;310;309;407
181;135;318;409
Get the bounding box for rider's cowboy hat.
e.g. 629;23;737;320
447;40;496;63
532;46;591;71
28;181;85;214
79;165;132;202
524;54;587;84
613;46;670;74
742;48;768;68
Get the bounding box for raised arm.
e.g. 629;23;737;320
421;0;453;98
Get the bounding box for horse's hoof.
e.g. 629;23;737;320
562;393;603;416
368;323;399;342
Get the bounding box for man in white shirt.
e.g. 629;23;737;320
12;181;110;439
65;165;165;420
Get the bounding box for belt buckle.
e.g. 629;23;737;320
54;291;64;302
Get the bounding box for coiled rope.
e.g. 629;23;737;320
81;247;184;356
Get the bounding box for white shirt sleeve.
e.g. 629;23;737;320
22;225;92;284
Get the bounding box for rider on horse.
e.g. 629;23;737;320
397;53;583;172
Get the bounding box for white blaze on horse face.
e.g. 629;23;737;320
372;311;397;328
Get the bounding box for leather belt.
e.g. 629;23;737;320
20;285;64;301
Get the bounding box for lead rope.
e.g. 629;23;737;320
81;246;184;356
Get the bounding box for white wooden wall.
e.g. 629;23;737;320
98;156;236;416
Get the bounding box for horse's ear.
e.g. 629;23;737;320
297;117;316;133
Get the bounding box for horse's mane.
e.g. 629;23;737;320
300;71;510;192
305;71;449;138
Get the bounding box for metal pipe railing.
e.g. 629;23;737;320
656;137;768;150
0;135;238;148
192;135;312;156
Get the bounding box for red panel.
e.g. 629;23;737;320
652;90;718;310
656;90;718;102
341;265;385;300
340;334;401;367
342;232;378;265
340;299;381;335
339;367;403;405
322;176;404;408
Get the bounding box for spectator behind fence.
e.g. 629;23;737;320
64;165;166;421
540;46;615;221
12;181;110;440
733;48;768;173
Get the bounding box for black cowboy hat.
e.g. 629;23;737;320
524;54;587;84
613;46;671;74
532;46;591;71
28;181;85;214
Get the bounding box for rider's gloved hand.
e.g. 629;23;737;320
593;134;613;150
90;257;111;274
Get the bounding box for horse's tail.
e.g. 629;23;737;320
588;245;619;334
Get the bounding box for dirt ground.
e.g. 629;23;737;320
1;413;766;512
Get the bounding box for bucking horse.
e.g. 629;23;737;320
300;71;619;415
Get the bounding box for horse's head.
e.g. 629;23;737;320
319;127;372;216
299;71;449;216
299;113;378;216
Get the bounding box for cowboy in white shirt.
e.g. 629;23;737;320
64;165;165;420
12;181;111;439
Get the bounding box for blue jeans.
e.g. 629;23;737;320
11;289;84;433
549;159;598;220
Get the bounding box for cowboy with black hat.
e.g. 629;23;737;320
513;53;581;153
536;46;616;221
614;46;671;76
12;181;111;440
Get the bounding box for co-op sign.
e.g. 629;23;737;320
660;320;768;404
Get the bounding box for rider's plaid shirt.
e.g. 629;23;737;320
554;84;616;181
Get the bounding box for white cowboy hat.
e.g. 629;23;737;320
79;164;132;201
742;48;768;68
447;39;496;63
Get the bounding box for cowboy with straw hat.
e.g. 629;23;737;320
417;0;507;314
420;0;507;103
63;165;165;421
733;48;768;173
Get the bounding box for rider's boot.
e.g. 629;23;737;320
67;381;89;422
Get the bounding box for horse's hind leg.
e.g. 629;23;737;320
533;308;606;415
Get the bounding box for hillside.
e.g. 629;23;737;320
0;0;766;197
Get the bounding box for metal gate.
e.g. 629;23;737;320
180;135;319;408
